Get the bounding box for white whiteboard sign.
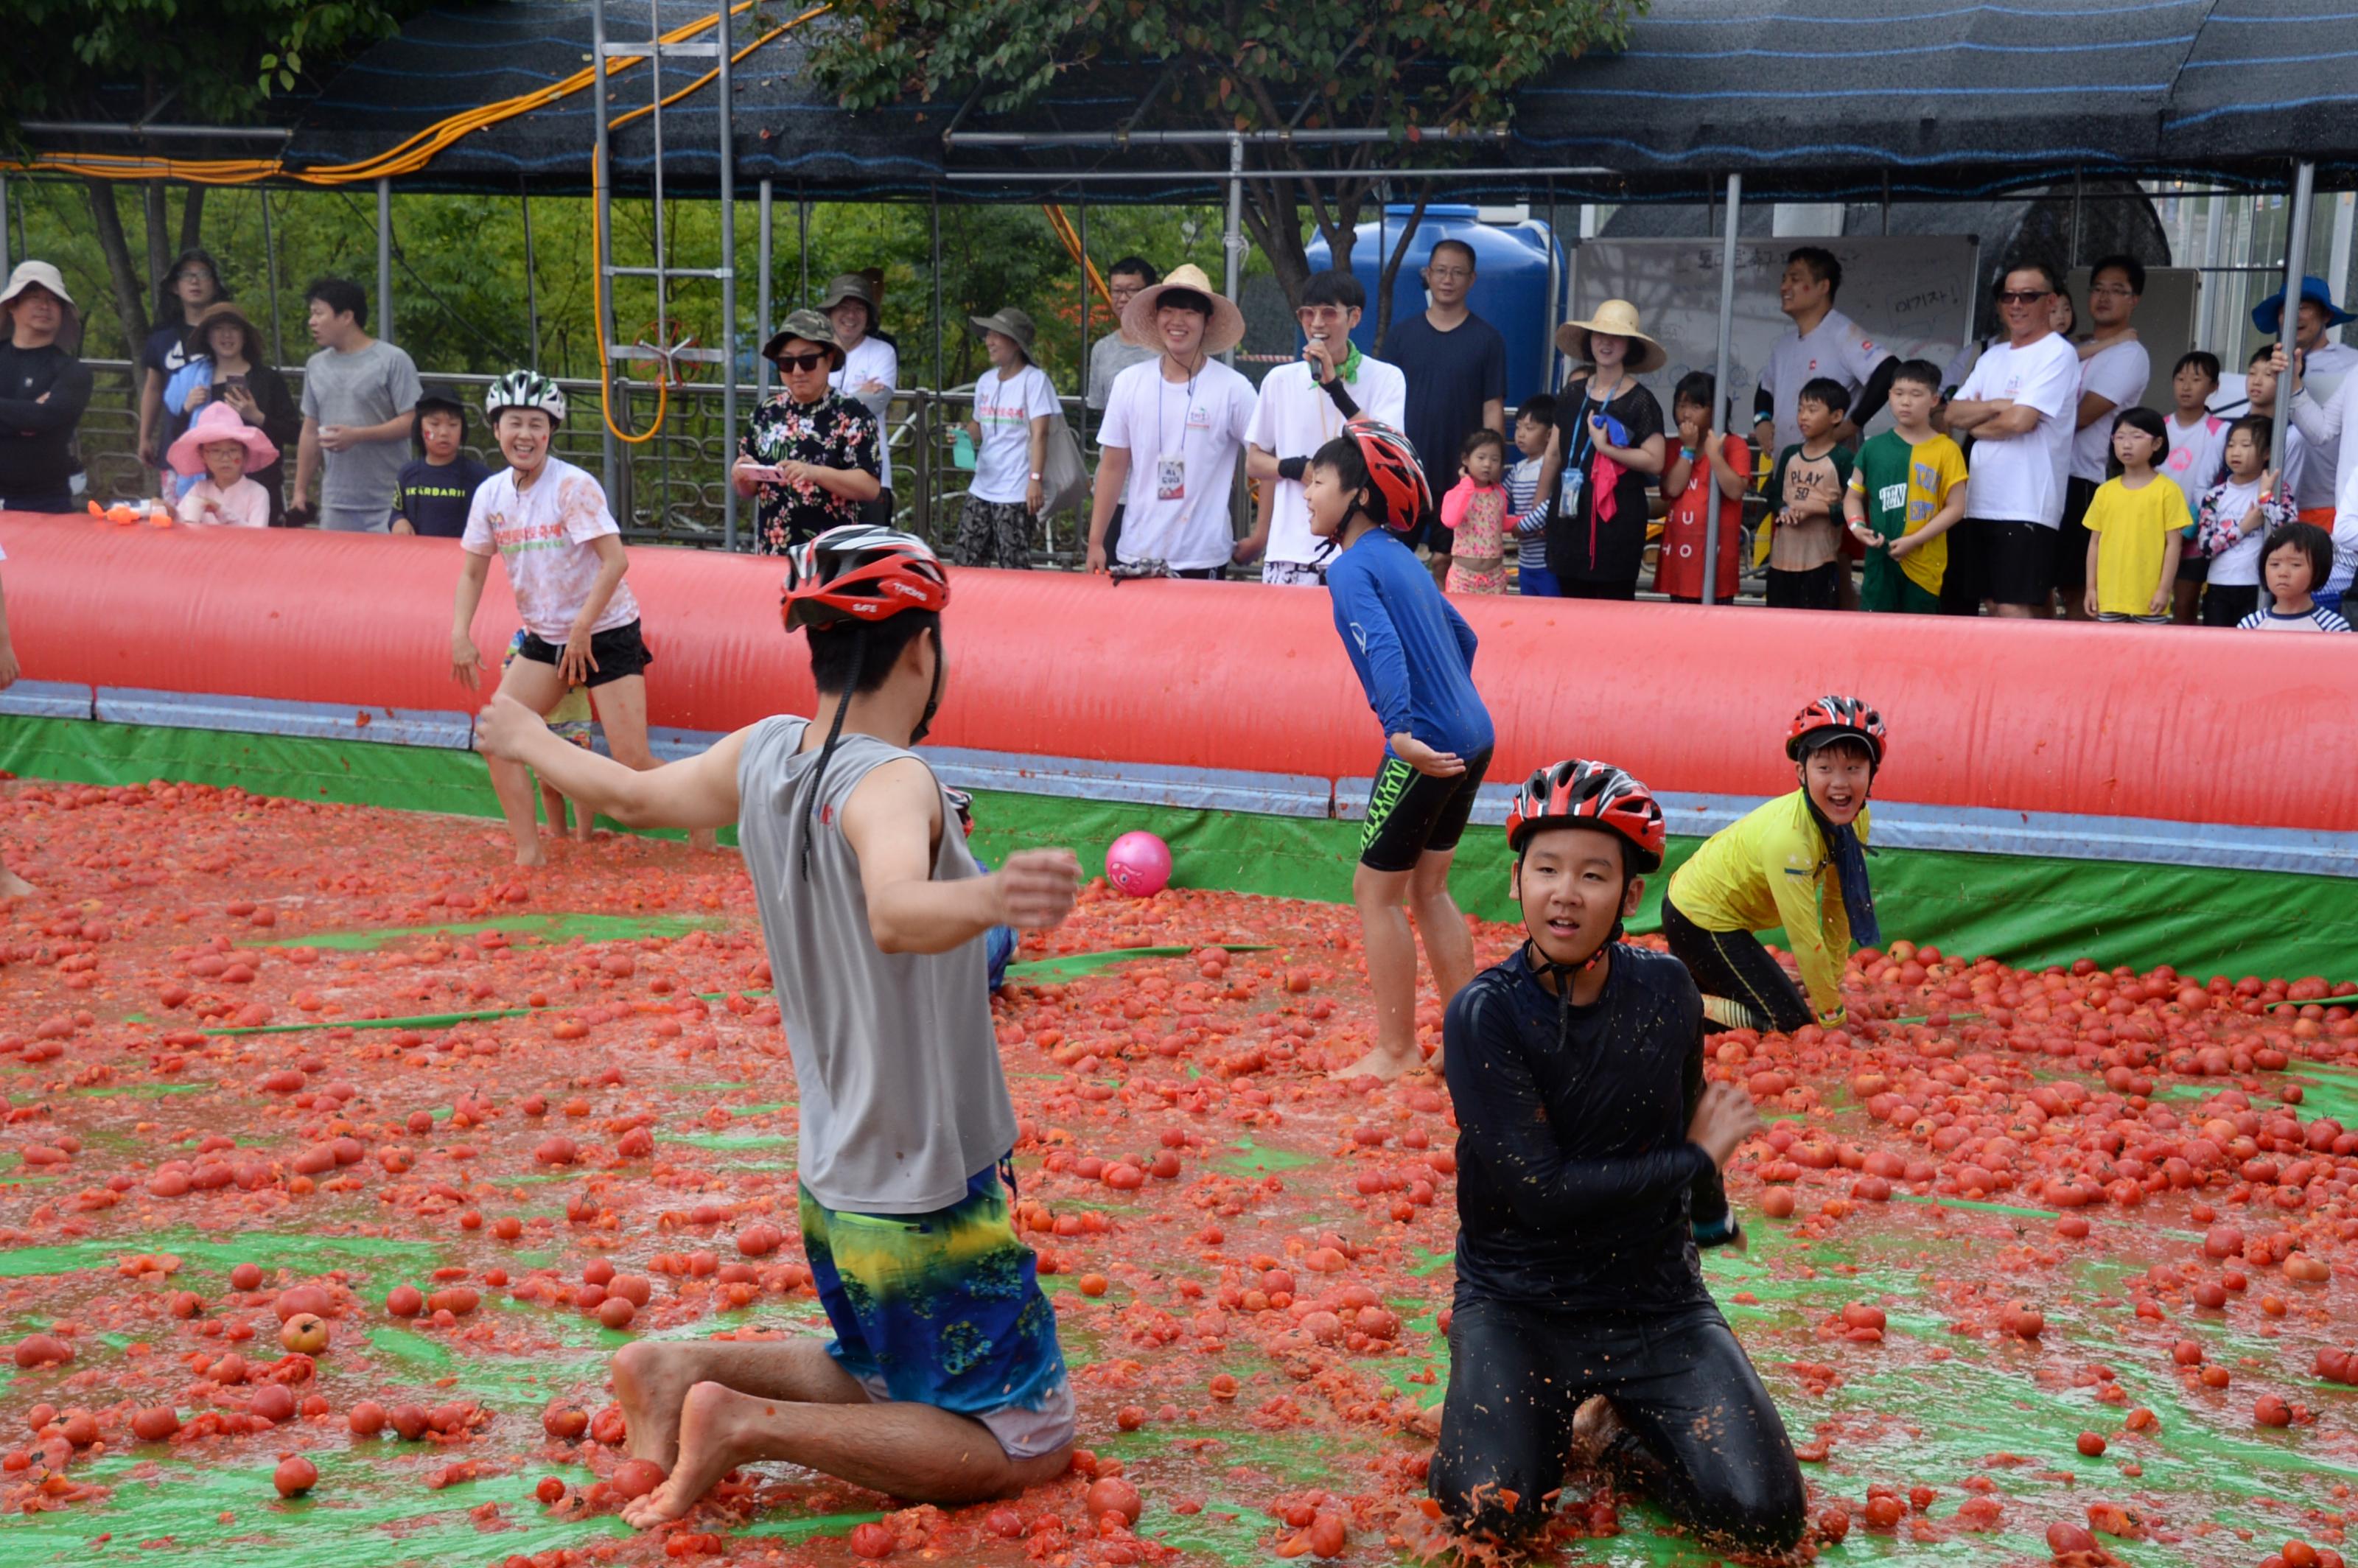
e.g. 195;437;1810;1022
1564;236;1981;434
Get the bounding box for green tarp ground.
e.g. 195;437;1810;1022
3;714;2351;984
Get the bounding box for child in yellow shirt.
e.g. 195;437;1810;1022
2082;407;2188;624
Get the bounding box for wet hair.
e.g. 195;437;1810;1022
1310;433;1370;502
2247;342;2280;370
1889;358;1943;393
1107;256;1158;286
1797;376;1851;417
1301;269;1365;312
304;276;368;329
2175;350;2222;382
2106;405;2169;474
1673;371;1715;412
156;248;228;321
2262;521;2333;590
1786;246;1842;300
2089;254;2147;296
1155;287;1213;320
808;611;941;697
1428;238;1477;272
1517;392;1556;425
1460;427;1506;463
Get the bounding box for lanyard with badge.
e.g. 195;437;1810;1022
1157;360;1202;501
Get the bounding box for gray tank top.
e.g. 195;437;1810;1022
735;715;1018;1214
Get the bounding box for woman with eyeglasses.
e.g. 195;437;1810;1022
733;310;884;557
136;248;229;488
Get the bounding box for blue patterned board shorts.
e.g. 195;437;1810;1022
799;1158;1074;1458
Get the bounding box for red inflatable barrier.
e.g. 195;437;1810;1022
5;511;2356;832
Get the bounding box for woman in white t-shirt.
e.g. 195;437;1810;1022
954;309;1060;570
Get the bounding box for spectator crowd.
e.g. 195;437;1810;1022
3;237;2354;632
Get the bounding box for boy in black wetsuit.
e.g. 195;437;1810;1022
1430;758;1806;1556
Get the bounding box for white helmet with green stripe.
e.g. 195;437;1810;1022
484;369;567;425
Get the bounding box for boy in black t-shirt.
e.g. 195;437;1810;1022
392;385;494;539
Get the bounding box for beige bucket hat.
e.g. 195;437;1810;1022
1555;298;1668;374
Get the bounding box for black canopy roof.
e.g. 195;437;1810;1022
46;0;2358;200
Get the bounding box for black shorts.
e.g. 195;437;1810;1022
1973;518;2058;608
1359;747;1492;874
2201;582;2261;627
514;619;653;687
2053;476;2099;589
1763;561;1842;611
1561;577;1639;601
2176;551;2210;584
1661;897;1813;1035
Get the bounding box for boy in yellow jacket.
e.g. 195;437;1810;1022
1661;696;1886;1032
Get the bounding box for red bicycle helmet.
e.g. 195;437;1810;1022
1785;694;1888;768
1337;419;1432;535
1505;758;1666;872
781;525;949;633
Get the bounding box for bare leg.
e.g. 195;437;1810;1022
1332;862;1423;1080
1406;846;1474;1068
539;781;571;838
488;658;569;866
623;1378;1070;1528
590;676;713;850
2172;576;2203;625
612;1337;868;1474
0;864;31;899
1990;602;2038;620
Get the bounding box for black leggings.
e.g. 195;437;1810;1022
1661;897;1814;1035
1430;1298;1806;1555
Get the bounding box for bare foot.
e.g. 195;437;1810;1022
513;842;547;868
0;867;32;899
1570;1394;1621;1467
622;1380;757;1529
1329;1043;1422;1081
612;1340;716;1471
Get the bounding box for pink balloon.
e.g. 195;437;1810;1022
1105;831;1172;897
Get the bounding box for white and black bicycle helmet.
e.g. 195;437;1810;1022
484;369;567;425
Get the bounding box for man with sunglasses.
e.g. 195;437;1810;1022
734;310;884;557
1945;260;2082;617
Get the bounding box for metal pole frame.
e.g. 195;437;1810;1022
1704;172;1743;607
2273;161;2317;480
376;177;394;346
799;186;811;307
717;0;738;553
1222;132;1244;365
520;183;541;374
0;174;10;282
592;0;620;493
758;178;774;401
931;184;945;538
259;188;284;367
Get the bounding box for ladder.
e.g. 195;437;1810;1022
590;0;741;550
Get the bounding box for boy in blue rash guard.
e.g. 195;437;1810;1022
1307;421;1497;1080
1430;759;1805;1556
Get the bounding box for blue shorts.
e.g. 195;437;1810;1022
800;1158;1074;1458
1518;559;1561;597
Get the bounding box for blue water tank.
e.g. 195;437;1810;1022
1303;205;1564;411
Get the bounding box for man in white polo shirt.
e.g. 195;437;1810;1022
1944;259;2082;618
1754;247;1895;456
1236;270;1407;584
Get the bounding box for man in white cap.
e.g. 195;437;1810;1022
0;262;93;515
1085;264;1256;578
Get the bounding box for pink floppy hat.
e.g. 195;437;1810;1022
167;400;280;479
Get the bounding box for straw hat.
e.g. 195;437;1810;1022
761;309;846;368
167;399;281;478
970;307;1038;357
183;300;265;358
1555;298;1667;374
1120;263;1246;356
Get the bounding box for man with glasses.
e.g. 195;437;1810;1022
1944;261;2082;618
2057;256;2152;620
1382;239;1506;586
1086;258;1160;416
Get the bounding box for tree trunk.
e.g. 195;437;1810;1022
1374;184;1435;350
84;179;153;358
179;186;206;256
141;183;170;310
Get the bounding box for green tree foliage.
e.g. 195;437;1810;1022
810;0;1641;320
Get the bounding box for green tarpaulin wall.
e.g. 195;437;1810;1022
2;714;2350;984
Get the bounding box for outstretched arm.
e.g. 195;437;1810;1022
477;696;749;830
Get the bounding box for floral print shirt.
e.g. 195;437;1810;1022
738;390;881;555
